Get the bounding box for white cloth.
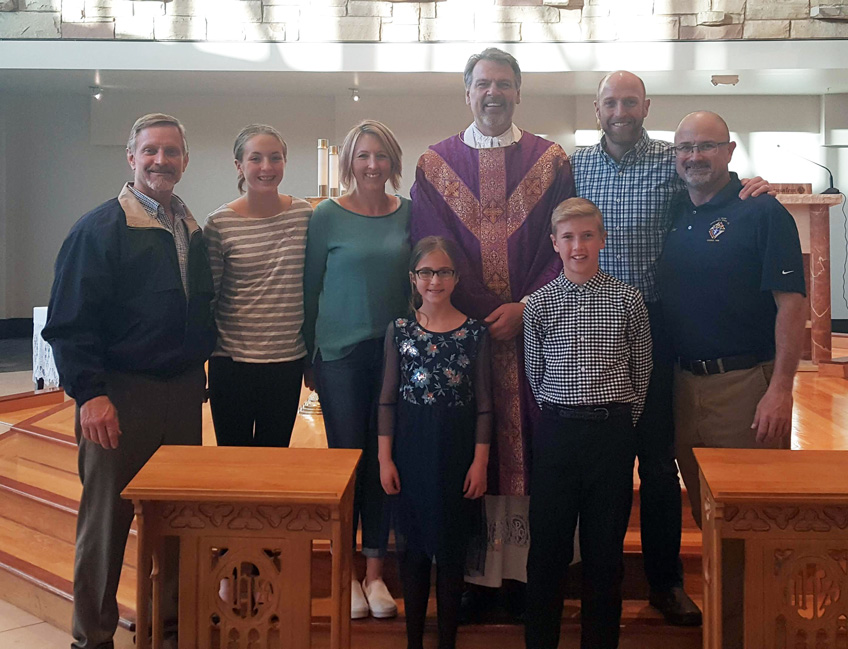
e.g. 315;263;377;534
32;306;60;388
461;122;522;150
466;496;530;586
466;496;581;587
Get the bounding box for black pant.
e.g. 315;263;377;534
636;303;684;591
208;356;304;447
401;549;465;649
525;407;635;649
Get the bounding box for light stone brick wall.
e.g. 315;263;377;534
1;0;847;41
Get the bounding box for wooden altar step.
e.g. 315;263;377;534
0;393;138;647
310;597;702;649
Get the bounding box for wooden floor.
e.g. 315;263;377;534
0;335;846;649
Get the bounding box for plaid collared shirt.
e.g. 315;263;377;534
523;270;652;424
128;184;190;295
570;130;684;303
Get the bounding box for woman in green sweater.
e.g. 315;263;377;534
303;120;410;620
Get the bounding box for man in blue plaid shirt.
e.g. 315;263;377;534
569;71;769;627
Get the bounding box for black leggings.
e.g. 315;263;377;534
400;549;465;649
208;356;304;447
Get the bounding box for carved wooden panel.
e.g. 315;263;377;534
721;506;848;533
761;540;848;648
198;538;296;649
158;502;331;535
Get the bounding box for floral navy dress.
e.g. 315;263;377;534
378;316;492;566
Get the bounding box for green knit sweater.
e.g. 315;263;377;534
303;197;411;362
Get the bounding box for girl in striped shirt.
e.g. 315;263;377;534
203;124;312;447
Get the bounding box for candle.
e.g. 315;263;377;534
317;138;329;197
329;145;340;197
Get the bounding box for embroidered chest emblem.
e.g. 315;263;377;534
708;218;728;241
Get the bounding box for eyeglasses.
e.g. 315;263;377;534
674;141;730;156
413;268;456;280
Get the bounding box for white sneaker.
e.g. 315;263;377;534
362;578;398;618
351;578;369;619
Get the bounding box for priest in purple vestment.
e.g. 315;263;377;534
410;48;575;591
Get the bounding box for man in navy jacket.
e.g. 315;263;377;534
43;113;216;649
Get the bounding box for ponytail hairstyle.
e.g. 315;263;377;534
408;236;461;313
233;124;287;194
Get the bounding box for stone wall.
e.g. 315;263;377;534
1;0;847;41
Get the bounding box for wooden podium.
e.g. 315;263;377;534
123;446;361;649
777;191;844;372
697;448;848;648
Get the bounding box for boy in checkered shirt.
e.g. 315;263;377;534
523;197;652;649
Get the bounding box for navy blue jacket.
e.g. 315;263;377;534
43;184;217;406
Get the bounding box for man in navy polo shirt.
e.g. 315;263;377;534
658;111;806;529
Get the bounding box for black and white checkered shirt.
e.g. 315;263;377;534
128;183;190;295
523;270;653;424
570;130;684;303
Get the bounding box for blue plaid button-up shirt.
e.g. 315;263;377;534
127;184;190;295
570;130;684;303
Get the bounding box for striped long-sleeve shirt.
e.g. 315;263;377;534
203;198;312;363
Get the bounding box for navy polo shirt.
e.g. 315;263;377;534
657;173;806;362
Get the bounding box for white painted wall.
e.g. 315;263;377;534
1;87;845;323
5;92;126;321
0;96;7;318
822;95;848;322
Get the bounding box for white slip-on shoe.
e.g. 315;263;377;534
351;578;370;619
362;578;398;619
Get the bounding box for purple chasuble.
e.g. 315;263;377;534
410;132;575;496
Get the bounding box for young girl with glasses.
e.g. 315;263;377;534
378;236;492;649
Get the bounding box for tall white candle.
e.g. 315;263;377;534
317;139;329;197
328;145;339;197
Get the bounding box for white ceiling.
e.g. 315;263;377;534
2;40;848;97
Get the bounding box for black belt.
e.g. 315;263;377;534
678;354;761;376
542;402;632;422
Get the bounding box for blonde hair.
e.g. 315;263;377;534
233;124;288;194
127;113;188;154
551;198;606;236
339;120;402;192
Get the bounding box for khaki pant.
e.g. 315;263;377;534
674;361;790;647
673;361;789;528
71;366;206;649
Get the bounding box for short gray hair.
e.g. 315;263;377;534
463;48;522;90
127;113;188;154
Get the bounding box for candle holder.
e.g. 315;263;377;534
317;138;329;198
329;145;340;198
